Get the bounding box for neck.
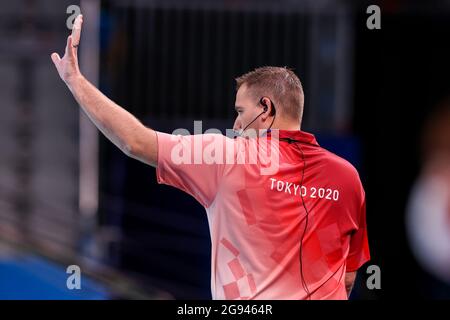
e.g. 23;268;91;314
268;116;300;131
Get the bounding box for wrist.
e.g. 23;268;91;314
66;73;85;90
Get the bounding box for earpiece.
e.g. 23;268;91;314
259;97;276;115
237;97;275;137
260;97;268;112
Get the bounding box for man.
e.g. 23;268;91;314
51;15;369;299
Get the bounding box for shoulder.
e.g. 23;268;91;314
316;148;366;211
156;132;234;147
318;147;364;189
322;148;359;173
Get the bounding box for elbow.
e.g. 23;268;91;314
120;144;133;157
123;138;147;164
121;123;145;158
122;140;136;157
120;127;158;167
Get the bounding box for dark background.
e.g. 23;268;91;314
354;6;450;299
95;1;450;299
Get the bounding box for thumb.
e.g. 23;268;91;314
51;52;61;66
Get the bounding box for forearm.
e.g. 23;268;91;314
67;75;143;155
52;17;157;166
345;271;357;298
346;280;355;297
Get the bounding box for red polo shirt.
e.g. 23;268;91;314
156;129;370;299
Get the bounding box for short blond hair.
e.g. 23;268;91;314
235;66;304;122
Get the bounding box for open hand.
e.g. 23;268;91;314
51;14;83;85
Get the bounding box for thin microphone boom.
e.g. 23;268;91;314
238;109;267;135
234;97;271;137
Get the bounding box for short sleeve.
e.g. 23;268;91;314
155;131;231;208
346;197;371;272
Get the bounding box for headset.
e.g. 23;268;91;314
259;97;275;115
235;97;276;136
237;97;312;299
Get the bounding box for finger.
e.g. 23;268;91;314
65;35;75;58
51;52;61;66
71;14;83;47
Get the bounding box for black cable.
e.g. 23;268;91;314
259;97;309;298
279;137;311;299
265;112;276;134
304;258;347;299
236;97;276;138
288;140;348;299
239;109;267;134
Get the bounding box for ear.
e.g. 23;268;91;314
260;97;270;112
260;97;275;117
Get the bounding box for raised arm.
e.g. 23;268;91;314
51;15;158;167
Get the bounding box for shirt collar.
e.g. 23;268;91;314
265;129;320;147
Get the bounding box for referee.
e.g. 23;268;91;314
51;15;370;300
